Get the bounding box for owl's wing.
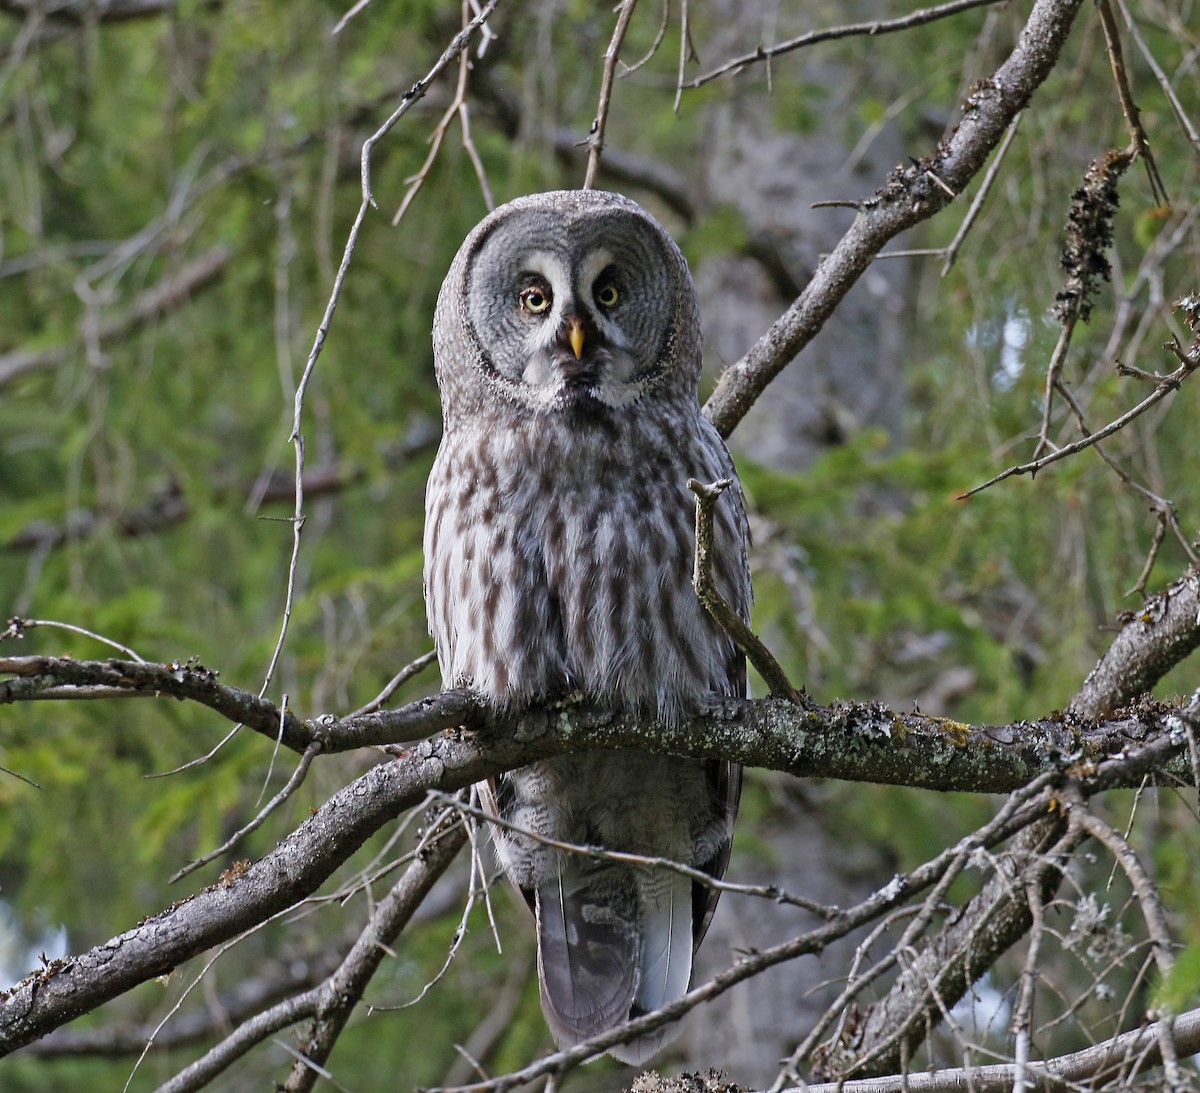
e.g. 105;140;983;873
692;617;747;949
692;757;742;949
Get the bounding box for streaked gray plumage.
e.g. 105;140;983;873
424;190;750;1063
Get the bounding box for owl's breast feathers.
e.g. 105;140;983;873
423;401;749;721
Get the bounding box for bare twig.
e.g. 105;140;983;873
428;789;838;918
688;478;803;704
1095;0;1169;205
1009;871;1048;1093
583;0;638;189
684;0;1005;89
957;351;1198;500
280;814;467;1093
1128;515;1170;600
1032;313;1078;462
672;0;691;113
1111;0;1200;156
941;112;1021;276
0;616;147;662
619;0;668;76
1052;379;1198;568
348;648;439;718
392;1;494;225
169;740;324;884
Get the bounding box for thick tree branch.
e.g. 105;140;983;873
702;0;1087;438
1071;563;1200;719
3;655;1197;791
154;818;468;1093
0;665;1194;1057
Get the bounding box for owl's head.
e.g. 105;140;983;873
434;190;702;421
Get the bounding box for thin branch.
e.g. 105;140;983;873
774;787;1051;1089
1;616;147;662
789;1005;1200;1092
1111;0;1200;156
619;0;668;76
1031;312;1079;462
392;1;494;226
169;740;324;884
348;649;438;718
1095;0;1169;205
684;0;1005;90
688;478;803;704
672;0;691;113
583;0;638;189
24;954;340;1059
957;351;1198;499
941;112;1021;277
1052;378;1198;567
428;789;838;918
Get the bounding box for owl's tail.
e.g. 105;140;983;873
535;866;693;1065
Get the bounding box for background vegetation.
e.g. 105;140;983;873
0;0;1198;1089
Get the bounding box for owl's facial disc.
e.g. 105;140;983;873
464;206;687;418
505;248;648;412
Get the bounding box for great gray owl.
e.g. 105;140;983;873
424;189;751;1063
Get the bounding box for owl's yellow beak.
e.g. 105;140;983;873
566;316;585;360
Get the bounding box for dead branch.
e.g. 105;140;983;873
684;0;1006;89
688;477;803;705
583;0;639;189
4;653;1198;793
957;348;1198;499
793;1003;1200;1092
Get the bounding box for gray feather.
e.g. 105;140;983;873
536;871;640;1043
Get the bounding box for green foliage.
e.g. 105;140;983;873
1;0;1198;1087
1155;939;1200;1016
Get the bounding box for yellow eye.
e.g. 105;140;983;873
520;286;552;314
595;283;619;308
